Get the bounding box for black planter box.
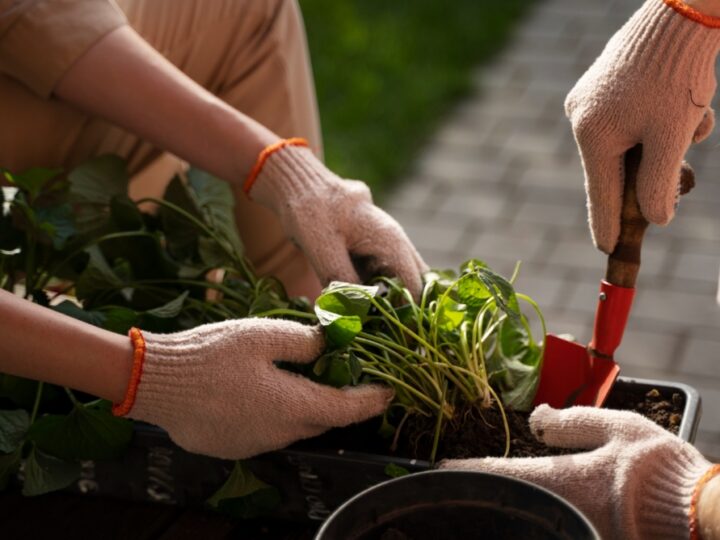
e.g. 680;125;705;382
65;376;701;522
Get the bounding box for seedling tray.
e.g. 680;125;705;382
64;376;701;522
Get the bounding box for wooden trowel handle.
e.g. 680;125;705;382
605;145;648;288
605;144;695;288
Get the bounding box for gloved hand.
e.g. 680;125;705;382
440;405;719;540
112;319;392;459
565;0;720;253
244;139;427;298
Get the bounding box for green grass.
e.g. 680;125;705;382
300;1;533;197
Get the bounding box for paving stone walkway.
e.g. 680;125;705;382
383;0;720;459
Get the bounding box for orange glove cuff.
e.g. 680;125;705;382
690;463;720;540
663;0;720;28
112;327;147;417
243;137;309;195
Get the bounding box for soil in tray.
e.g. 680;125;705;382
301;386;685;461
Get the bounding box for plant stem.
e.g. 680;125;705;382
29;381;44;424
42;231;155;287
63;387;82;408
361;368;444;414
136;197;257;285
249;308;317;320
429;380;448;465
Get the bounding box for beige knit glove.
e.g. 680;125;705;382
112;320;392;460
440;405;717;540
245;140;427;297
565;0;720;253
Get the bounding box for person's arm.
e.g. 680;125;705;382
54;25;278;185
0;289;392;459
699;475;720;540
53;22;428;295
0;290;133;402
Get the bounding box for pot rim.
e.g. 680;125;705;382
314;469;600;540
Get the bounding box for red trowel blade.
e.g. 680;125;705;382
533;334;620;409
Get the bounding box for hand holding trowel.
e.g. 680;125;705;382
533;144;696;408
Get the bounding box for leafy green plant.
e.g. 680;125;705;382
309;261;545;464
0;156;311;501
0;155;546;511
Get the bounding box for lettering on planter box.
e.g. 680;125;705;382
146;446;176;503
77;460;98;493
287;456;331;521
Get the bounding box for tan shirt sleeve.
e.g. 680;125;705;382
0;0;127;98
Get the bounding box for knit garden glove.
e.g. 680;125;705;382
565;0;720;253
112;319;392;460
440;405;719;540
244;139;428;298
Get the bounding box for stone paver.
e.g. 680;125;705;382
384;0;720;460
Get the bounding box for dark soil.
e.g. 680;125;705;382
604;386;684;435
402;385;686;460
304;384;686;461
356;503;563;540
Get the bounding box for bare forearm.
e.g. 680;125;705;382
0;290;133;403
699;475;720;540
685;0;720;17
54;26;279;184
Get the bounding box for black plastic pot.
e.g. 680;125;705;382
62;376;701;522
315;470;599;540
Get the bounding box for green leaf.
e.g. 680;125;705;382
461;260;519;319
207;461;280;519
499;346;542;412
4;167;62;201
422;269;457;302
144;291;189;319
248;290;289;316
315;308;363;348
68;155;129;233
0;410;29;453
497;317;530;362
100;306;138;334
311;351;355;387
436;296;465;332
197;236;227;268
384;463;410;478
161;176;203;261
110;195;144;231
0;448;21;490
34;203;76;249
314;282;378;348
8;192;75;249
348;351;362;385
186;169;244;257
22;447;80;496
75;246;128;302
316;282;378;319
51;300;107;327
68;155;128;205
28;404;133;460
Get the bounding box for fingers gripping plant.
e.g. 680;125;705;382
311;261;546;464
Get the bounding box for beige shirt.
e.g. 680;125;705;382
0;0;127;98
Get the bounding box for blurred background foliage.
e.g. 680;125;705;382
300;0;532;197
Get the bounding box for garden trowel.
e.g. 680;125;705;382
533;145;695;408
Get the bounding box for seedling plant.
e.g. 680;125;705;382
309;262;545;464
